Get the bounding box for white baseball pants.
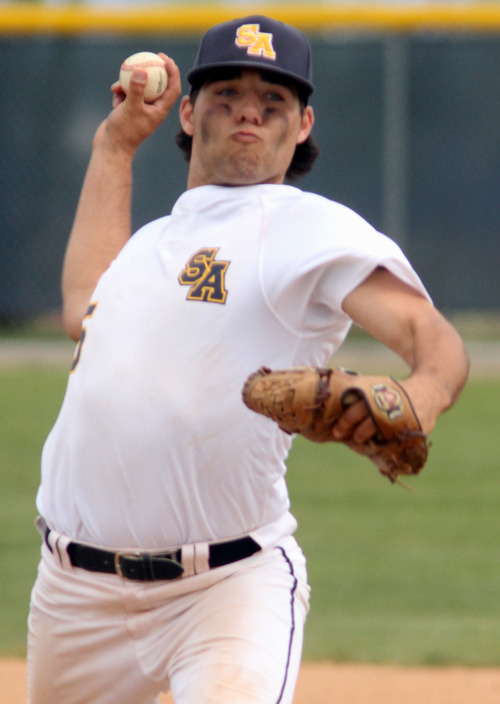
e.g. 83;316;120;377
27;536;310;704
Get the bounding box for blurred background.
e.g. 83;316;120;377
0;0;499;329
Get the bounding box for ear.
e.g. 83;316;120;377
296;105;314;145
179;95;195;137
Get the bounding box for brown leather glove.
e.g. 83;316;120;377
242;366;430;484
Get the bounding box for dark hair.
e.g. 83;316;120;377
175;70;320;181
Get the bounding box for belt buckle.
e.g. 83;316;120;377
114;550;143;579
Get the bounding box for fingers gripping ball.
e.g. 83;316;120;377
119;52;168;103
242;366;430;485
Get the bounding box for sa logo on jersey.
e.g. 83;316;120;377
178;247;230;304
235;23;276;61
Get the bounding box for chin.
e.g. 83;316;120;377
220;153;269;186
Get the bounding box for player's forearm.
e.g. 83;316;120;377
61;55;181;341
398;314;470;432
62;131;133;340
342;268;469;434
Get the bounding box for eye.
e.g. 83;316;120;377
265;91;285;102
215;87;237;98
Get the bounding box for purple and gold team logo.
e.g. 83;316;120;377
370;383;404;422
235;24;277;61
178;247;229;304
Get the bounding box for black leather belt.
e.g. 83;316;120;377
44;527;261;581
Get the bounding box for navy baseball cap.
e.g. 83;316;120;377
187;15;314;98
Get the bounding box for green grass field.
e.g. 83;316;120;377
1;365;499;665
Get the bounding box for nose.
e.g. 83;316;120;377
234;92;262;125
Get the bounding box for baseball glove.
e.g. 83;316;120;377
242;366;429;484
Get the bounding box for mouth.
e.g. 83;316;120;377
231;131;260;144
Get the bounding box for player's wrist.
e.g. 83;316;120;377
92;121;137;162
399;374;452;434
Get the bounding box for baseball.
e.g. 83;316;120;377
119;51;168;103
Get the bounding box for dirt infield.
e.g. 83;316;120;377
4;659;500;703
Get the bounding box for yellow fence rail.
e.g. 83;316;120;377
1;2;500;35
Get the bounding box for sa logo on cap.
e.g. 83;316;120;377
235;24;276;61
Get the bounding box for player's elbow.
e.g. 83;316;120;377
62;308;83;342
62;294;90;342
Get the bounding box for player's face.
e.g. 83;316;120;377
180;70;314;188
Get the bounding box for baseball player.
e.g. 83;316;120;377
28;15;469;704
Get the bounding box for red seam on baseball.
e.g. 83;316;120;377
121;59;164;70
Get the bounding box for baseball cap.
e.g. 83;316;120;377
187;15;314;98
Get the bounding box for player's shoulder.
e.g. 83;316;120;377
269;185;368;216
133;214;171;239
103;215;171;277
264;185;377;234
122;215;171;253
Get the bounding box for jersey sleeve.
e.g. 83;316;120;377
312;223;431;316
261;189;431;337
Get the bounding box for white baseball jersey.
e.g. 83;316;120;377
37;184;429;550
